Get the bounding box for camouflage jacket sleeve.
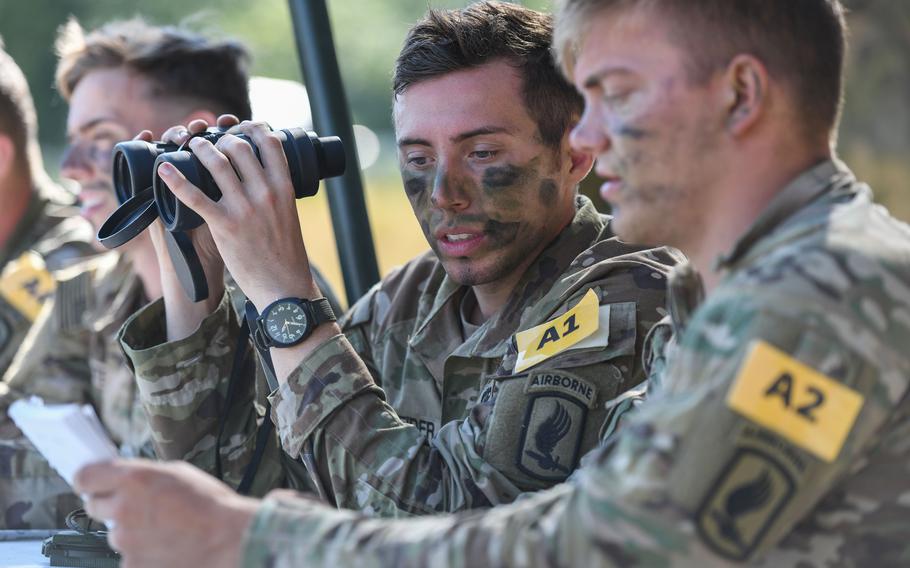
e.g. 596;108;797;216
119;293;288;496
242;279;909;566
267;260;670;516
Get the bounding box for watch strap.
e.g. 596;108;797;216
254;296;336;350
310;297;337;326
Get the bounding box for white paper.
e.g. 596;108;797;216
8;397;118;487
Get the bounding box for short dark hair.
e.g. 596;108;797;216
555;0;847;138
393;1;583;148
0;38;39;174
55;17;252;120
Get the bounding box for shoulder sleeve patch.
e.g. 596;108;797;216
0;252;55;322
696;447;795;561
726;340;864;462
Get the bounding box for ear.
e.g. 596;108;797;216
561;130;594;186
0;134;17;180
720;54;769;137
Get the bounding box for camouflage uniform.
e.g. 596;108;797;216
120;196;681;512
237;160;910;567
0;252;152;529
0;188;94;373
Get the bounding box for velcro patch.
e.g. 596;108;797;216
514;289;602;373
525;371;597;409
696;448;795;561
0;252;55;322
516;393;587;482
727;340;864;462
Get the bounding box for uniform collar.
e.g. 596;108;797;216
714;159;854;271
410;195;607;370
92;254;145;335
665;262;705;335
0;191;44;268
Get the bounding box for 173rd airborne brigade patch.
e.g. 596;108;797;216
508;290;604;483
697;340;865;560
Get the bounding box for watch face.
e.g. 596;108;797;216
265;301;310;346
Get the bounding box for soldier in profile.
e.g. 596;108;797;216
0;18;255;529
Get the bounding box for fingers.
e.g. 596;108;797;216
160;119;213;146
214;134;269;190
74;459;129;495
245;125;293;191
216;114;241;130
157;161;222;222
187;119;210;134
161;125;192;146
133;129;153;142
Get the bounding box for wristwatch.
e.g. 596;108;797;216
253;297;336;349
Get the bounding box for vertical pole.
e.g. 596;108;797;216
288;0;380;305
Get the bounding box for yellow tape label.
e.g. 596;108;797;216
514;289;599;373
0;252;55;321
727;340;864;462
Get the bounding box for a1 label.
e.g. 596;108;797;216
514;289;599;373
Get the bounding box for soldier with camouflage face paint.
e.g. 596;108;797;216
75;0;910;566
111;0;680;519
0;18;276;529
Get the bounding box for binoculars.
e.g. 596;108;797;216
97;127;345;301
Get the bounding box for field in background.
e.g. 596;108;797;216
297;175;427;309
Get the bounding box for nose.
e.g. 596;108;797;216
430;169;471;211
570;106;611;156
60;144;94;184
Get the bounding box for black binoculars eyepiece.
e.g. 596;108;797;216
98;127;345;301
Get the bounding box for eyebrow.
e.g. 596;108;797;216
67;117;120;141
397;126;512;148
582;66;634;90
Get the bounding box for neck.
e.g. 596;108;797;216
472;207;577;320
682;144;831;295
0;175;33;253
471;267;525;321
126;234;163;300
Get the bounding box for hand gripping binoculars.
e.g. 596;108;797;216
97;127;345;302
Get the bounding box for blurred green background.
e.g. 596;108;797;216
1;0;907;304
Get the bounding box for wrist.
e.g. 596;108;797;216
247;276;320;313
215;495;259;568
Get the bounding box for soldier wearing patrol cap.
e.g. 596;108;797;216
0;40;95;378
73;0;910;566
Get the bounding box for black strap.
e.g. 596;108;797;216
213;300;276;495
246;300;281;391
214;315;250;482
237;400;273;495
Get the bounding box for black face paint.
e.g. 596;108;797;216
482;164;524;190
481;160;539;195
403;173;429;199
611;125;650;140
537;179;558;204
483;218;520;247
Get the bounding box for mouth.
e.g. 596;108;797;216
598;174;624;202
78;191;112;220
434;227;488;257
